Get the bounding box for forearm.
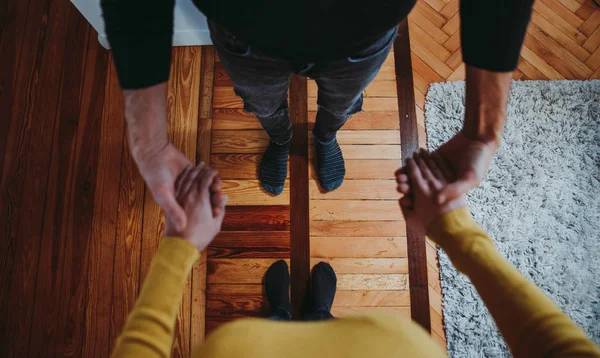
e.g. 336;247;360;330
462;66;512;147
428;209;600;357
112;237;199;358
123;83;169;161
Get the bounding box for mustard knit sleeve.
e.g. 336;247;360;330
427;207;600;357
112;237;199;358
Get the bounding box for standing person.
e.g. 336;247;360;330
112;159;600;357
101;0;534;231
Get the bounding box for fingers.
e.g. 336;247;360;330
197;167;219;195
423;151;445;184
414;150;437;184
178;163;205;201
155;187;187;232
174;165;192;195
210;175;222;193
431;151;455;182
436;170;477;204
407;157;430;196
214;194;228;226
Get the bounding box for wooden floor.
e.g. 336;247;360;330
2;0;599;356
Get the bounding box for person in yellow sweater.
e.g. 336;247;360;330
112;155;600;358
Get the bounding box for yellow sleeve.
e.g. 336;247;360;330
112;237;199;358
428;207;600;358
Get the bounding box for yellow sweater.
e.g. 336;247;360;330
112;207;600;357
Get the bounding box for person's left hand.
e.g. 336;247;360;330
164;165;227;251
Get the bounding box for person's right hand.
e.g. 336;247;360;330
164;165;227;251
396;150;466;230
135;142;193;232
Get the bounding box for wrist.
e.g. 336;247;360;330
182;235;211;252
461;110;504;149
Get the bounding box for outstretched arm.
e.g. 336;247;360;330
397;152;600;357
405;1;535;204
101;0;193;231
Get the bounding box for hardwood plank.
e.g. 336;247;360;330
28;10;91;356
583;25;600;53
207;258;289;284
430;306;446;343
192;45;215;347
110;140;145;349
411;42;452;78
531;10;592;63
206;292;268;317
447;63;466;81
408;9;450;44
364;80;399;97
83;56;120;358
441;13;459;35
310;200;401;221
209;231;289;258
334;290;410;307
311;220;405;237
424;0;446;12
521;45;565;79
310;159;399;180
444;49;463;71
308;97;399;111
211;153;290;179
557;0;583;12
533;0;588;44
174;46;203;357
414;0;448;28
213;85;243;109
0;0;44;347
1;0;73;354
331;306;411;317
372;65;396;80
337;274;408;290
409;20;452;61
540;0;584;28
309;179;398;200
309;111;400;130
222;179;289;205
527;23;593;77
214;62;233;86
222;205;290;231
213;108;261;130
212;129;269;153
576;1;598;21
309;144;401;160
443;30;460;53
586;46;600;70
580;9;600;36
412;70;431;94
414;87;425;110
395;21;431;333
311;237;407;258
308;130;400;145
206;283;263;295
289;74;310;319
0;0;29;174
410;51;445;83
439;0;459;19
517;57;549;80
524;34;578;79
312;258;408;274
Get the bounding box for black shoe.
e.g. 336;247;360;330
310;262;337;314
265;260;291;319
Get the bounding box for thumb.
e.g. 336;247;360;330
437;172;477;204
155;189;187;232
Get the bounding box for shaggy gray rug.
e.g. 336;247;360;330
425;80;600;357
